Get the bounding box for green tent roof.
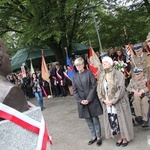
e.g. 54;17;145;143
11;43;95;71
71;43;98;54
11;48;55;71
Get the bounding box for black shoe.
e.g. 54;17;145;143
59;94;63;97
122;142;128;147
96;139;102;146
141;120;148;128
135;116;143;125
41;107;45;111
116;140;123;147
88;137;97;145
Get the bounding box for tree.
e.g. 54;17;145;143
0;0;103;65
0;0;149;63
95;0;150;48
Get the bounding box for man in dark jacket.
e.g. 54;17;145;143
55;63;67;97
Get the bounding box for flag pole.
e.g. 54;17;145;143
48;81;53;98
30;58;35;75
64;47;68;56
91;8;103;53
89;41;92;47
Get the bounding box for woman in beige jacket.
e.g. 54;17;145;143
97;56;134;147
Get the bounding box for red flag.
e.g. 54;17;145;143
41;52;50;83
88;46;101;78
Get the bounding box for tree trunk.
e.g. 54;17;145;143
45;37;66;66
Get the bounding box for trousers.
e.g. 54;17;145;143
133;96;149;121
34;91;44;108
85;116;101;138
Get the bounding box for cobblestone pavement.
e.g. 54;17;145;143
29;96;150;150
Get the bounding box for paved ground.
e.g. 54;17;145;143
29;96;150;150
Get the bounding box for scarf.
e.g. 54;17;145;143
100;67;116;100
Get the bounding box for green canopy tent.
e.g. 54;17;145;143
11;48;55;71
11;43;97;71
71;43;99;54
71;43;89;55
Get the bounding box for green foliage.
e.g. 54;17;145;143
97;0;150;49
0;0;149;60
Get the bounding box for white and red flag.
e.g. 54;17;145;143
88;46;101;78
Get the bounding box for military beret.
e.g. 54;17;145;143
134;68;143;75
133;43;143;52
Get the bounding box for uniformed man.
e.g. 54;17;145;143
127;69;149;127
131;43;148;76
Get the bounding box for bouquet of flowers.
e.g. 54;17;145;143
114;61;127;73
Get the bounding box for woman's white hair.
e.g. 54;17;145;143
74;57;84;65
102;56;113;66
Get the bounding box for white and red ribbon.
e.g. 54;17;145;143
63;71;71;80
28;101;37;108
56;70;62;80
0;103;53;150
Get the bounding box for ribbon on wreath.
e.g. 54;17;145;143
0;103;53;150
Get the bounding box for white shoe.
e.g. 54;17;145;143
48;95;53;98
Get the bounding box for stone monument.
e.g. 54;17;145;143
0;38;28;113
0;39;52;149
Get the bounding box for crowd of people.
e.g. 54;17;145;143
6;62;77;110
6;34;150;147
72;37;150;147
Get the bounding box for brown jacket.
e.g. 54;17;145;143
97;69;134;141
131;52;148;76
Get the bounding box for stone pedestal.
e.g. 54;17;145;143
0;107;51;150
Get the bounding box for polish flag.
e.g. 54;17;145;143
88;46;101;78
